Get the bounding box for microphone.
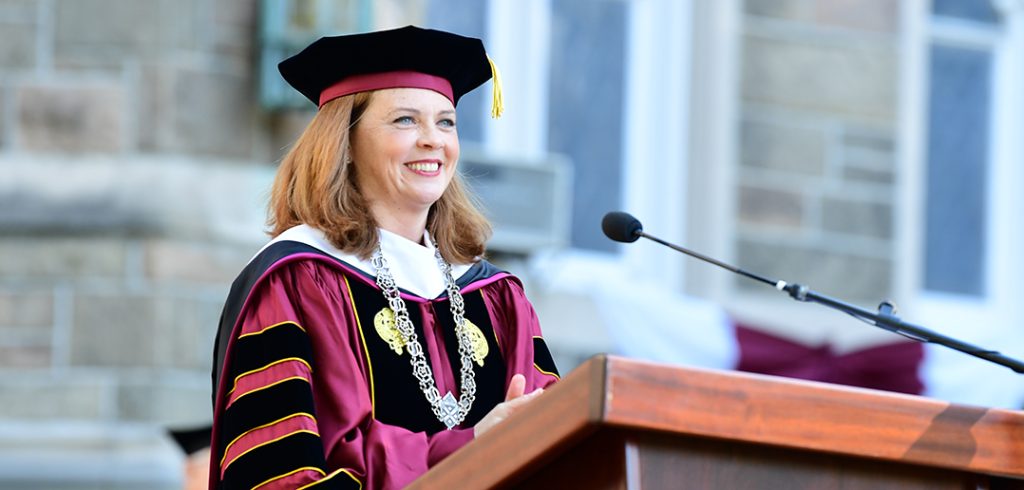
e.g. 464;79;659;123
601;211;642;243
600;211;1024;373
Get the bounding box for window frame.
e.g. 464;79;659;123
493;0;695;295
899;0;1024;406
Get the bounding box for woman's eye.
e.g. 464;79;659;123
438;118;456;128
394;116;415;125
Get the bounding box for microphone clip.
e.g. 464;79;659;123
783;282;810;302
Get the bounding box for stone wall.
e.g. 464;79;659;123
1;0;276;158
0;0;277;487
0;0;914;486
736;0;901;302
0;154;274;487
0;1;584;488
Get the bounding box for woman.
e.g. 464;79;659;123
209;26;560;489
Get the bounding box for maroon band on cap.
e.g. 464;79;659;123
318;70;455;107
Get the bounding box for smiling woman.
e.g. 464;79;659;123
350;88;462;240
266;89;488;265
209;26;560;490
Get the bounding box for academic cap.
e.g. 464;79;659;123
167;425;212;456
278;25;503;117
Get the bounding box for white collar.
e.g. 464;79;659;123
254;224;473;299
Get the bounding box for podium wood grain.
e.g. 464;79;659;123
408;355;1024;489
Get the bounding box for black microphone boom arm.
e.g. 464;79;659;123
603;211;1024;374
779;281;1024;373
637;231;781;289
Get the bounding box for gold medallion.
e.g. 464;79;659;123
373;307;406;355
463;319;488;367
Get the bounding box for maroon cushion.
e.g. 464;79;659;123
735;323;924;395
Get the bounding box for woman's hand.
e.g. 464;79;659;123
473;373;544;438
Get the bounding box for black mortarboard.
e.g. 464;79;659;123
168;425;212;456
278;25;503;116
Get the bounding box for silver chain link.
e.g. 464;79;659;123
371;238;476;429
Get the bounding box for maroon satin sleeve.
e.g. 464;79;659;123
480;277;561;394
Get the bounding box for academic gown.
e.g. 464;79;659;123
209;226;560;490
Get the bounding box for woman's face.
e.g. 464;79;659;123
350;87;460;218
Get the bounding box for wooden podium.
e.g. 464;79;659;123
409;355;1024;489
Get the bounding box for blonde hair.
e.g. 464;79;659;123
268;92;492;263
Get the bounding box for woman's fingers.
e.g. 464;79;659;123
503;387;544;409
475;379;545;438
505;373;526;401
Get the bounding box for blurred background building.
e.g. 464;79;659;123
1;0;1023;488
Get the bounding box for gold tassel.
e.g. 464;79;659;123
487;55;504;118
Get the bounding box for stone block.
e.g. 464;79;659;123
0;288;52;327
144;240;249;285
173;69;253;158
843;144;894;169
0;23;36;70
0;159;163;234
0;326;51;347
736;239;891;300
375;0;426;28
71;294;156;367
0;0;37;21
843;128;894;153
0;83;5;148
822;197;893;239
160;0;199;51
814;0;899;33
137;64;172;152
0;422;182;490
746;0;899;33
264;110;316;162
742;36;897;120
738;185;804;229
214;0;257;26
0;326;52;371
0;156;273;244
151;295;222;370
0;345;50;368
740;119;826;174
0;238;126;279
117;381;211;425
744;0;815;22
841;128;895;184
0;376;108;419
212;0;256;55
54;0;161;66
842;129;894;163
843;166;893;184
17;83;124;152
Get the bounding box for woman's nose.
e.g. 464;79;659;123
417;125;444;149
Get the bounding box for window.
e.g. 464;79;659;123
906;0;1024;408
932;0;999;23
922;2;999;296
258;0;372;109
547;0;628;252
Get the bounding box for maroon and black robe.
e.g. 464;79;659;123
209;236;559;489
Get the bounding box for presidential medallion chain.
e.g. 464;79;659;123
371;239;476;430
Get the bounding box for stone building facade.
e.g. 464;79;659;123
0;1;602;487
0;1;329;487
714;0;905;350
2;0;985;487
736;0;900;303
